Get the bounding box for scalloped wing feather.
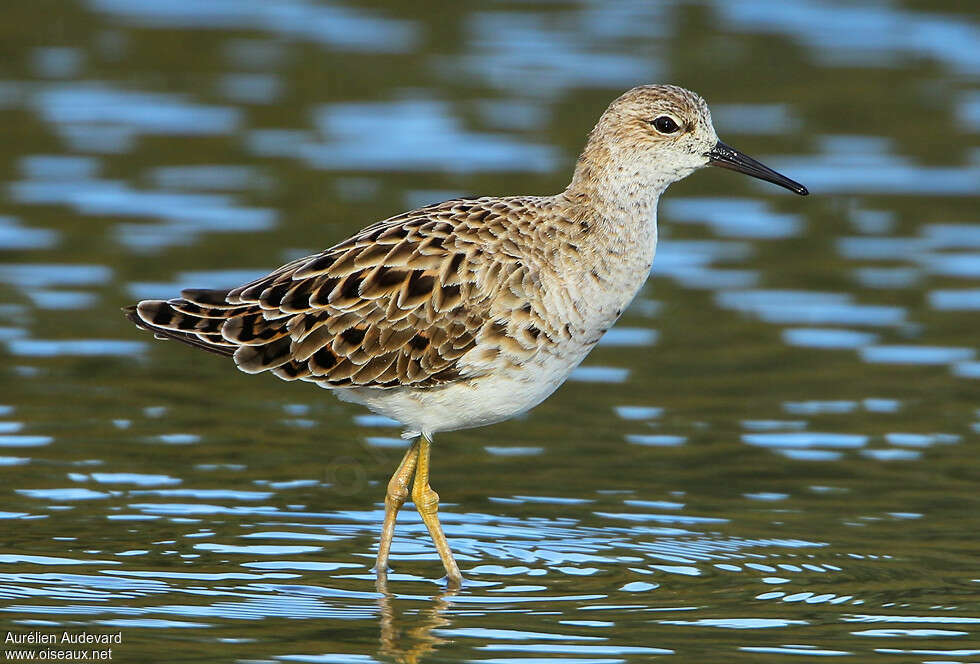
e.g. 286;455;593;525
126;197;560;389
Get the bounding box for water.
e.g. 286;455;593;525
0;1;977;662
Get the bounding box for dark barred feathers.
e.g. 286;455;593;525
125;196;565;389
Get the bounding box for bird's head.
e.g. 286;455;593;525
576;84;808;196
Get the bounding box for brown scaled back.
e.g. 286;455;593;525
127;196;565;389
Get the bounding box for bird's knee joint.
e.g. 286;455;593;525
412;485;439;513
386;476;411;504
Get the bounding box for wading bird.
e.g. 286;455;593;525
126;85;807;587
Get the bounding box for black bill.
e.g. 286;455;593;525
707;141;808;196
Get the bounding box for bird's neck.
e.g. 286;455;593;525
563;137;671;223
557;139;665;280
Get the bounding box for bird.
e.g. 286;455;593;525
125;84;808;588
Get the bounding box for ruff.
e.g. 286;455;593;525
126;84;807;586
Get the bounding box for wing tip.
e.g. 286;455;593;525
123;300;235;358
122;302;152;329
180;288;233;306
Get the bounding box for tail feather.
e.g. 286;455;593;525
180;288;236;307
169;298;251;319
124;302;236;358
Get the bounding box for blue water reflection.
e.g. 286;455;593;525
664;198;802;238
0;216;58;250
859;345;974;365
714;0;980;74
782;328;877;349
87;0;418;52
303;100;557;173
716;290;905;326
448;9;662;95
6;339;146;357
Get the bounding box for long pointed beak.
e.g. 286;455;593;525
707;141;808;195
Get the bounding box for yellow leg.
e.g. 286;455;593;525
412;434;462;587
375;440;419;585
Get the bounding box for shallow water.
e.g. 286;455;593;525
1;0;978;662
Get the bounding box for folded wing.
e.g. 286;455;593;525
127;198;547;389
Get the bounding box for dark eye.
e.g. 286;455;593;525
651;115;679;134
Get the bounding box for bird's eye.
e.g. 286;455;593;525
651;115;679;134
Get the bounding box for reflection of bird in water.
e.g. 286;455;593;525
377;583;455;664
125;85;807;587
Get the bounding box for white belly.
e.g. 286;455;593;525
331;350;586;438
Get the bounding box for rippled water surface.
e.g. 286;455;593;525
1;1;978;662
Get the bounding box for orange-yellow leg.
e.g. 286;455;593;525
375;440;419;584
411;434;462;587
